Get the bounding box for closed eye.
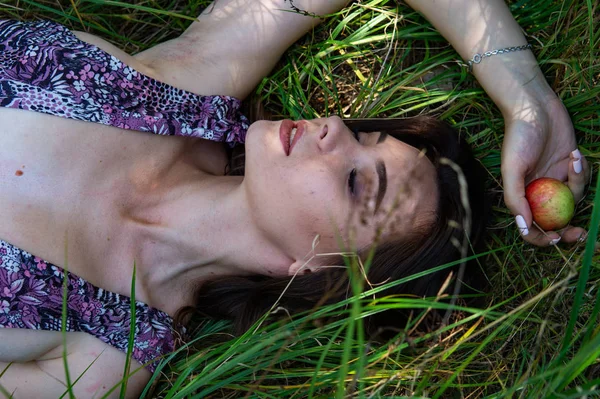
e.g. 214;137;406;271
349;129;361;197
348;168;357;195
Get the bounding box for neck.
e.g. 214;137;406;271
126;170;292;315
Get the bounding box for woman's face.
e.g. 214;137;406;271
242;116;439;276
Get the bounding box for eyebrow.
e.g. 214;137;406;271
375;159;387;213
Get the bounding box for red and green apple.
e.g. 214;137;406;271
525;177;575;231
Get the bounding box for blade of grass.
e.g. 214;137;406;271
61;238;75;399
81;0;197;21
549;331;600;395
118;262;137;399
0;382;11;399
560;172;600;355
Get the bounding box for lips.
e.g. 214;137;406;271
279;120;306;156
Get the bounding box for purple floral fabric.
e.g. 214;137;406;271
0;240;179;372
0;19;251;372
0;19;249;143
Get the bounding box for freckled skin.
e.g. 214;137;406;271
243;116;439;271
86;380;102;394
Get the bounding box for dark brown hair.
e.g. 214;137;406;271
176;116;489;337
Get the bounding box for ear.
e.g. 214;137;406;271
287;259;318;276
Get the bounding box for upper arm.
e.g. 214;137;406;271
0;335;151;399
133;0;350;99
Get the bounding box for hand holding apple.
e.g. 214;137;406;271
525;177;575;231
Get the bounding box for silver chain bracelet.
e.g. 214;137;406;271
466;43;532;72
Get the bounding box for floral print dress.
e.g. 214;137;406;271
0;19;249;372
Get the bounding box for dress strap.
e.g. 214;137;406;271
0;239;182;373
0;19;249;144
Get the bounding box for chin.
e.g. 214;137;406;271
243;119;281;171
246;120;274;141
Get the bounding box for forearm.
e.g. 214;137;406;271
403;0;554;116
169;0;350;98
184;0;350;60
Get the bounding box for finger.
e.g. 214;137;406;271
579;152;591;192
502;164;536;240
559;226;588;244
582;154;591;182
519;222;562;247
567;149;587;202
502;168;548;246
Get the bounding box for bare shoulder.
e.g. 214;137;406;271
0;330;151;399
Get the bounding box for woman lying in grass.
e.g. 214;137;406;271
0;0;590;397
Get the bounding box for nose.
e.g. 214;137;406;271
315;115;346;153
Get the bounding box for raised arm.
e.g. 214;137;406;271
403;0;540;115
403;0;590;246
134;0;349;99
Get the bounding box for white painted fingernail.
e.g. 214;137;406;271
550;237;561;245
574;158;582;174
515;215;529;236
572;149;581;159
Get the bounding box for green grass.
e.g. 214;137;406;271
1;0;599;397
